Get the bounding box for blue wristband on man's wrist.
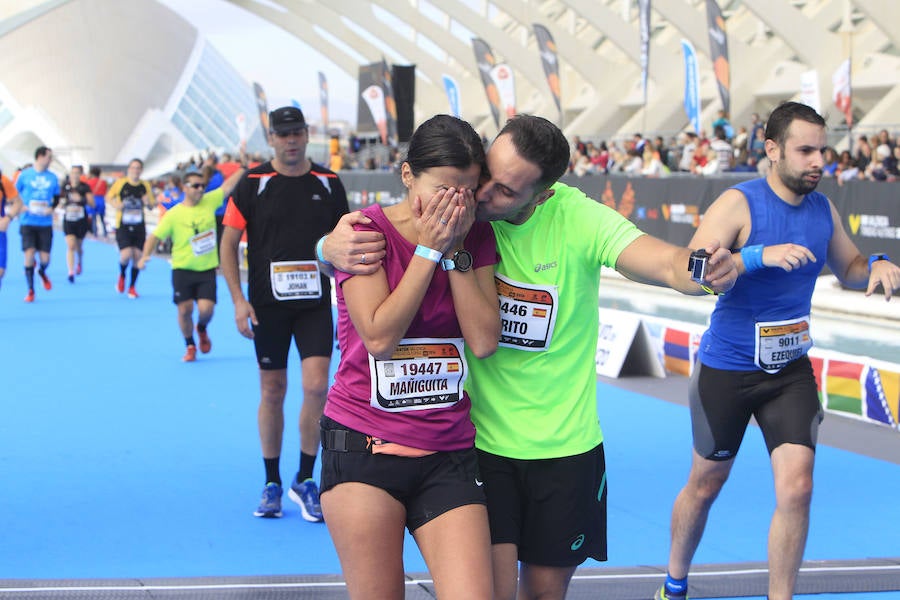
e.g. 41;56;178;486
315;235;331;266
414;245;442;263
740;244;764;272
868;253;889;272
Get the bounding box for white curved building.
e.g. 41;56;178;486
0;0;267;175
1;0;898;174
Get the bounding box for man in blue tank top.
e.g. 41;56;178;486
655;102;900;600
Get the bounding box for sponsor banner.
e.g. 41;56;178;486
832;58;852;127
252;81;269;144
318;71;329;133
799;69;821;114
442;74;461;118
489;63;516;118
705;0;730;114
472;37;503;129
638;0;651;106
681;39;701;135
533;23;562;118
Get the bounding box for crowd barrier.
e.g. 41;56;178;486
597;308;900;433
338;172;900;259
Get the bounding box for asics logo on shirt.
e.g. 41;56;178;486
534;261;557;273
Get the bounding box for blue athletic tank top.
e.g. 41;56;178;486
699;178;833;371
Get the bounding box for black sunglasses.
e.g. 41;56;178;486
271;127;307;138
186;182;205;189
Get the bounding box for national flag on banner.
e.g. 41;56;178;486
832;58;852;127
864;365;900;427
824;359;864;416
663;328;691;376
680;39;700;134
705;0;730;115
472;38;502;129
533;24;562;119
441;74;461;118
638;0;651;106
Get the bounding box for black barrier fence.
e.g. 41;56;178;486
338;172;900;260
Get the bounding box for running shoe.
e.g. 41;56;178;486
288;477;324;522
197;327;212;354
24;289;35;303
39;271;52;290
654;586;688;600
67;273;75;283
254;482;283;518
182;345;197;362
116;274;125;293
127;286;138;299
75;263;82;276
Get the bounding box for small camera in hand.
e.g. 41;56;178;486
688;249;711;283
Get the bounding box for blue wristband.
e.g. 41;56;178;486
414;245;442;263
740;244;764;272
868;253;889;272
315;235;330;266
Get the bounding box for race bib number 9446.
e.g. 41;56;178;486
495;274;558;351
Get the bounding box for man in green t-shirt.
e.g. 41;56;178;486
139;166;246;362
322;115;737;600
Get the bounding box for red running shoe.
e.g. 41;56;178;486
197;328;212;354
24;289;35;303
116;274;125;293
127;286;138;299
39;271;52;290
76;263;82;275
182;345;197;362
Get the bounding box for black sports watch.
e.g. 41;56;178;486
441;249;473;272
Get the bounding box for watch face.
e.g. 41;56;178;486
455;250;473;271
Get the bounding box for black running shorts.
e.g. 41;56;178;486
20;225;52;253
476;444;608;567
251;302;334;369
171;268;217;305
116;224;146;250
319;415;486;532
690;355;823;460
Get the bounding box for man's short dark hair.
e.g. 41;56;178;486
497;115;570;191
765;102;826;148
35;146;51;160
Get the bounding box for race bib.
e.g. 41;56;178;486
755;316;813;373
122;207;143;225
65;205;85;221
29;200;51;216
270;260;321;300
190;229;216;256
495;273;558;351
369;338;467;412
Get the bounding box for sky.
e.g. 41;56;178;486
159;0;360;126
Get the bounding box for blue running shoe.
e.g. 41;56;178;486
253;482;283;518
288;477;324;522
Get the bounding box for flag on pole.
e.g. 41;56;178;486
832;59;852;127
799;70;821;114
533;24;562;119
638;0;651;106
705;0;730;115
680;39;700;135
442;74;461;118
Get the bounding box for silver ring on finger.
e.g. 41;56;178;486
440;219;448;225
361;253;367;265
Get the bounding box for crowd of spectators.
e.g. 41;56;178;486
566;111;900;183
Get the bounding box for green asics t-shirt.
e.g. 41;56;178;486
466;182;644;459
152;188;224;272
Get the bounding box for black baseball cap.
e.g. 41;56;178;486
269;106;307;133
